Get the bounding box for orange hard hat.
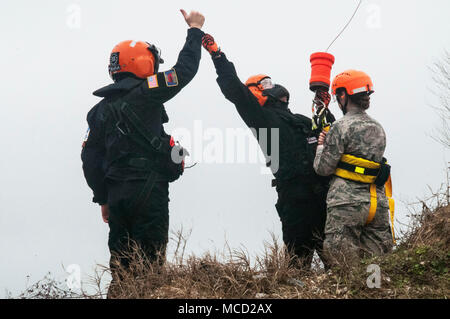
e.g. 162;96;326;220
331;70;374;96
245;74;273;106
108;40;164;79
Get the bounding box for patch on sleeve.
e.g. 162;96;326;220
82;127;90;148
307;136;318;144
147;75;159;89
164;69;179;87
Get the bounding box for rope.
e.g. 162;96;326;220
326;0;363;52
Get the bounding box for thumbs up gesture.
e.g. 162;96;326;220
180;9;205;29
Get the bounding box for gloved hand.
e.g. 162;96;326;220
202;34;221;58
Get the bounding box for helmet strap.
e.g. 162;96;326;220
338;93;349;115
147;44;164;74
343;97;349;115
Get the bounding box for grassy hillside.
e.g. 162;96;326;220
19;200;449;299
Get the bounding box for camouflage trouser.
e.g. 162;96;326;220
323;202;393;264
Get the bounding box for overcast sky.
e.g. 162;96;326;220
1;0;449;296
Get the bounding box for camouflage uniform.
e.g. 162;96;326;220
313;108;393;262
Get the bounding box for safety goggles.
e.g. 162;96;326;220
259;78;275;90
248;77;275;90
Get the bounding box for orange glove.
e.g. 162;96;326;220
202;34;221;57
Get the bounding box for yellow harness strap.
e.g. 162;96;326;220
334;154;396;244
335;154;379;184
385;175;396;244
368;184;378;225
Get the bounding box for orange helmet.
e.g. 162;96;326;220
331;70;374;96
245;74;273;106
108;40;164;79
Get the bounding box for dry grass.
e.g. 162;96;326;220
18;188;449;299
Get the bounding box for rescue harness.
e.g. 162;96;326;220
108;99;188;214
335;154;396;243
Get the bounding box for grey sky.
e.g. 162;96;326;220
1;0;449;296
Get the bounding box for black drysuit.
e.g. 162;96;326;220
81;28;204;277
212;54;331;267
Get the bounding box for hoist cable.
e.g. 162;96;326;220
326;0;363;52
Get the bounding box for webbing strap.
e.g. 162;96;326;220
119;102;163;152
341;154;380;169
385;175;396;244
367;184;377;225
335;154;396;244
337;161;380;177
335;168;377;184
367;182;395;244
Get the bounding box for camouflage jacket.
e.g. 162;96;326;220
313;108;389;208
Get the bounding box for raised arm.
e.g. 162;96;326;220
202;34;267;129
140;10;206;104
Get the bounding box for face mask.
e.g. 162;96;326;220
263;84;290;108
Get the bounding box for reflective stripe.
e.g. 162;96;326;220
355;166;365;174
352;86;368;94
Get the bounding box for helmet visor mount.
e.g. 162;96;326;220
146;43;165;74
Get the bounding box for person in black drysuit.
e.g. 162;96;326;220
81;10;205;295
202;35;335;268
